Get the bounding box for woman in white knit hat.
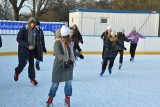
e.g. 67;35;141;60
46;25;83;107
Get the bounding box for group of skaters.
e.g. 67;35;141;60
100;25;145;77
0;16;145;107
12;17;84;107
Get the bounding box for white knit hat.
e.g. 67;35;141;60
107;25;112;30
60;25;70;37
120;28;125;32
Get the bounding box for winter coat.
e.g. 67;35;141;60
75;31;83;44
101;30;108;40
16;26;43;61
103;36;126;59
116;32;130;50
52;41;80;83
34;28;47;61
127;31;144;44
0;36;2;48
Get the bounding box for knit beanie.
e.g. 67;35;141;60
107;25;112;30
120;28;125;32
60;25;70;37
28;17;36;23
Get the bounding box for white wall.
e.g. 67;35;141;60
70;11;159;37
0;35;160;54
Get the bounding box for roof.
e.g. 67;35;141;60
70;8;160;14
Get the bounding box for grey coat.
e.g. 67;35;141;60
52;41;80;83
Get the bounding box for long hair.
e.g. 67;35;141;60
61;36;71;49
70;27;78;43
72;24;79;32
107;33;117;44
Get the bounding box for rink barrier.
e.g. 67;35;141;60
1;51;160;56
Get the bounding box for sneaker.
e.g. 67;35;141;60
65;96;70;107
36;63;40;70
100;70;105;77
14;71;19;81
108;68;112;75
119;63;122;70
46;97;53;107
30;79;38;85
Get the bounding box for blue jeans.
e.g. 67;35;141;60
48;80;72;98
36;60;40;64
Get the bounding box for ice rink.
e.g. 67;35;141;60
0;54;160;107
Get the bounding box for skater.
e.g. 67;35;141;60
101;25;112;59
72;24;83;53
100;31;126;76
46;25;83;107
127;27;145;62
69;27;84;59
14;17;42;85
35;21;47;70
116;28;130;69
0;35;2;48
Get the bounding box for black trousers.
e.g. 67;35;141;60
15;50;35;80
116;50;124;64
102;57;116;71
130;43;137;58
74;43;82;52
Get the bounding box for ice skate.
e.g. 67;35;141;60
64;96;70;107
100;70;105;77
108;68;112;75
30;79;38;85
46;97;53;107
36;63;40;70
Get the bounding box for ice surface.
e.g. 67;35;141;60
0;55;160;107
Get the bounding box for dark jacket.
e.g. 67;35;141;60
101;30;108;59
0;36;2;48
75;31;83;44
103;37;126;59
101;30;108;40
116;32;130;50
17;26;43;61
34;28;47;61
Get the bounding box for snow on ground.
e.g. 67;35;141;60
0;54;160;107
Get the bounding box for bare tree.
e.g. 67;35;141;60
0;0;13;20
9;0;26;21
26;0;49;19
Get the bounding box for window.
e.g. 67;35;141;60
100;18;109;24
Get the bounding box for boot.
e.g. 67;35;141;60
119;63;122;70
100;70;105;77
36;63;40;70
65;96;70;107
108;68;112;75
30;79;38;85
46;97;53;107
14;71;19;81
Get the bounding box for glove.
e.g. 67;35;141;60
67;59;73;65
79;54;84;59
64;59;73;69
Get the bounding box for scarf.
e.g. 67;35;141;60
62;42;75;62
28;27;36;49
